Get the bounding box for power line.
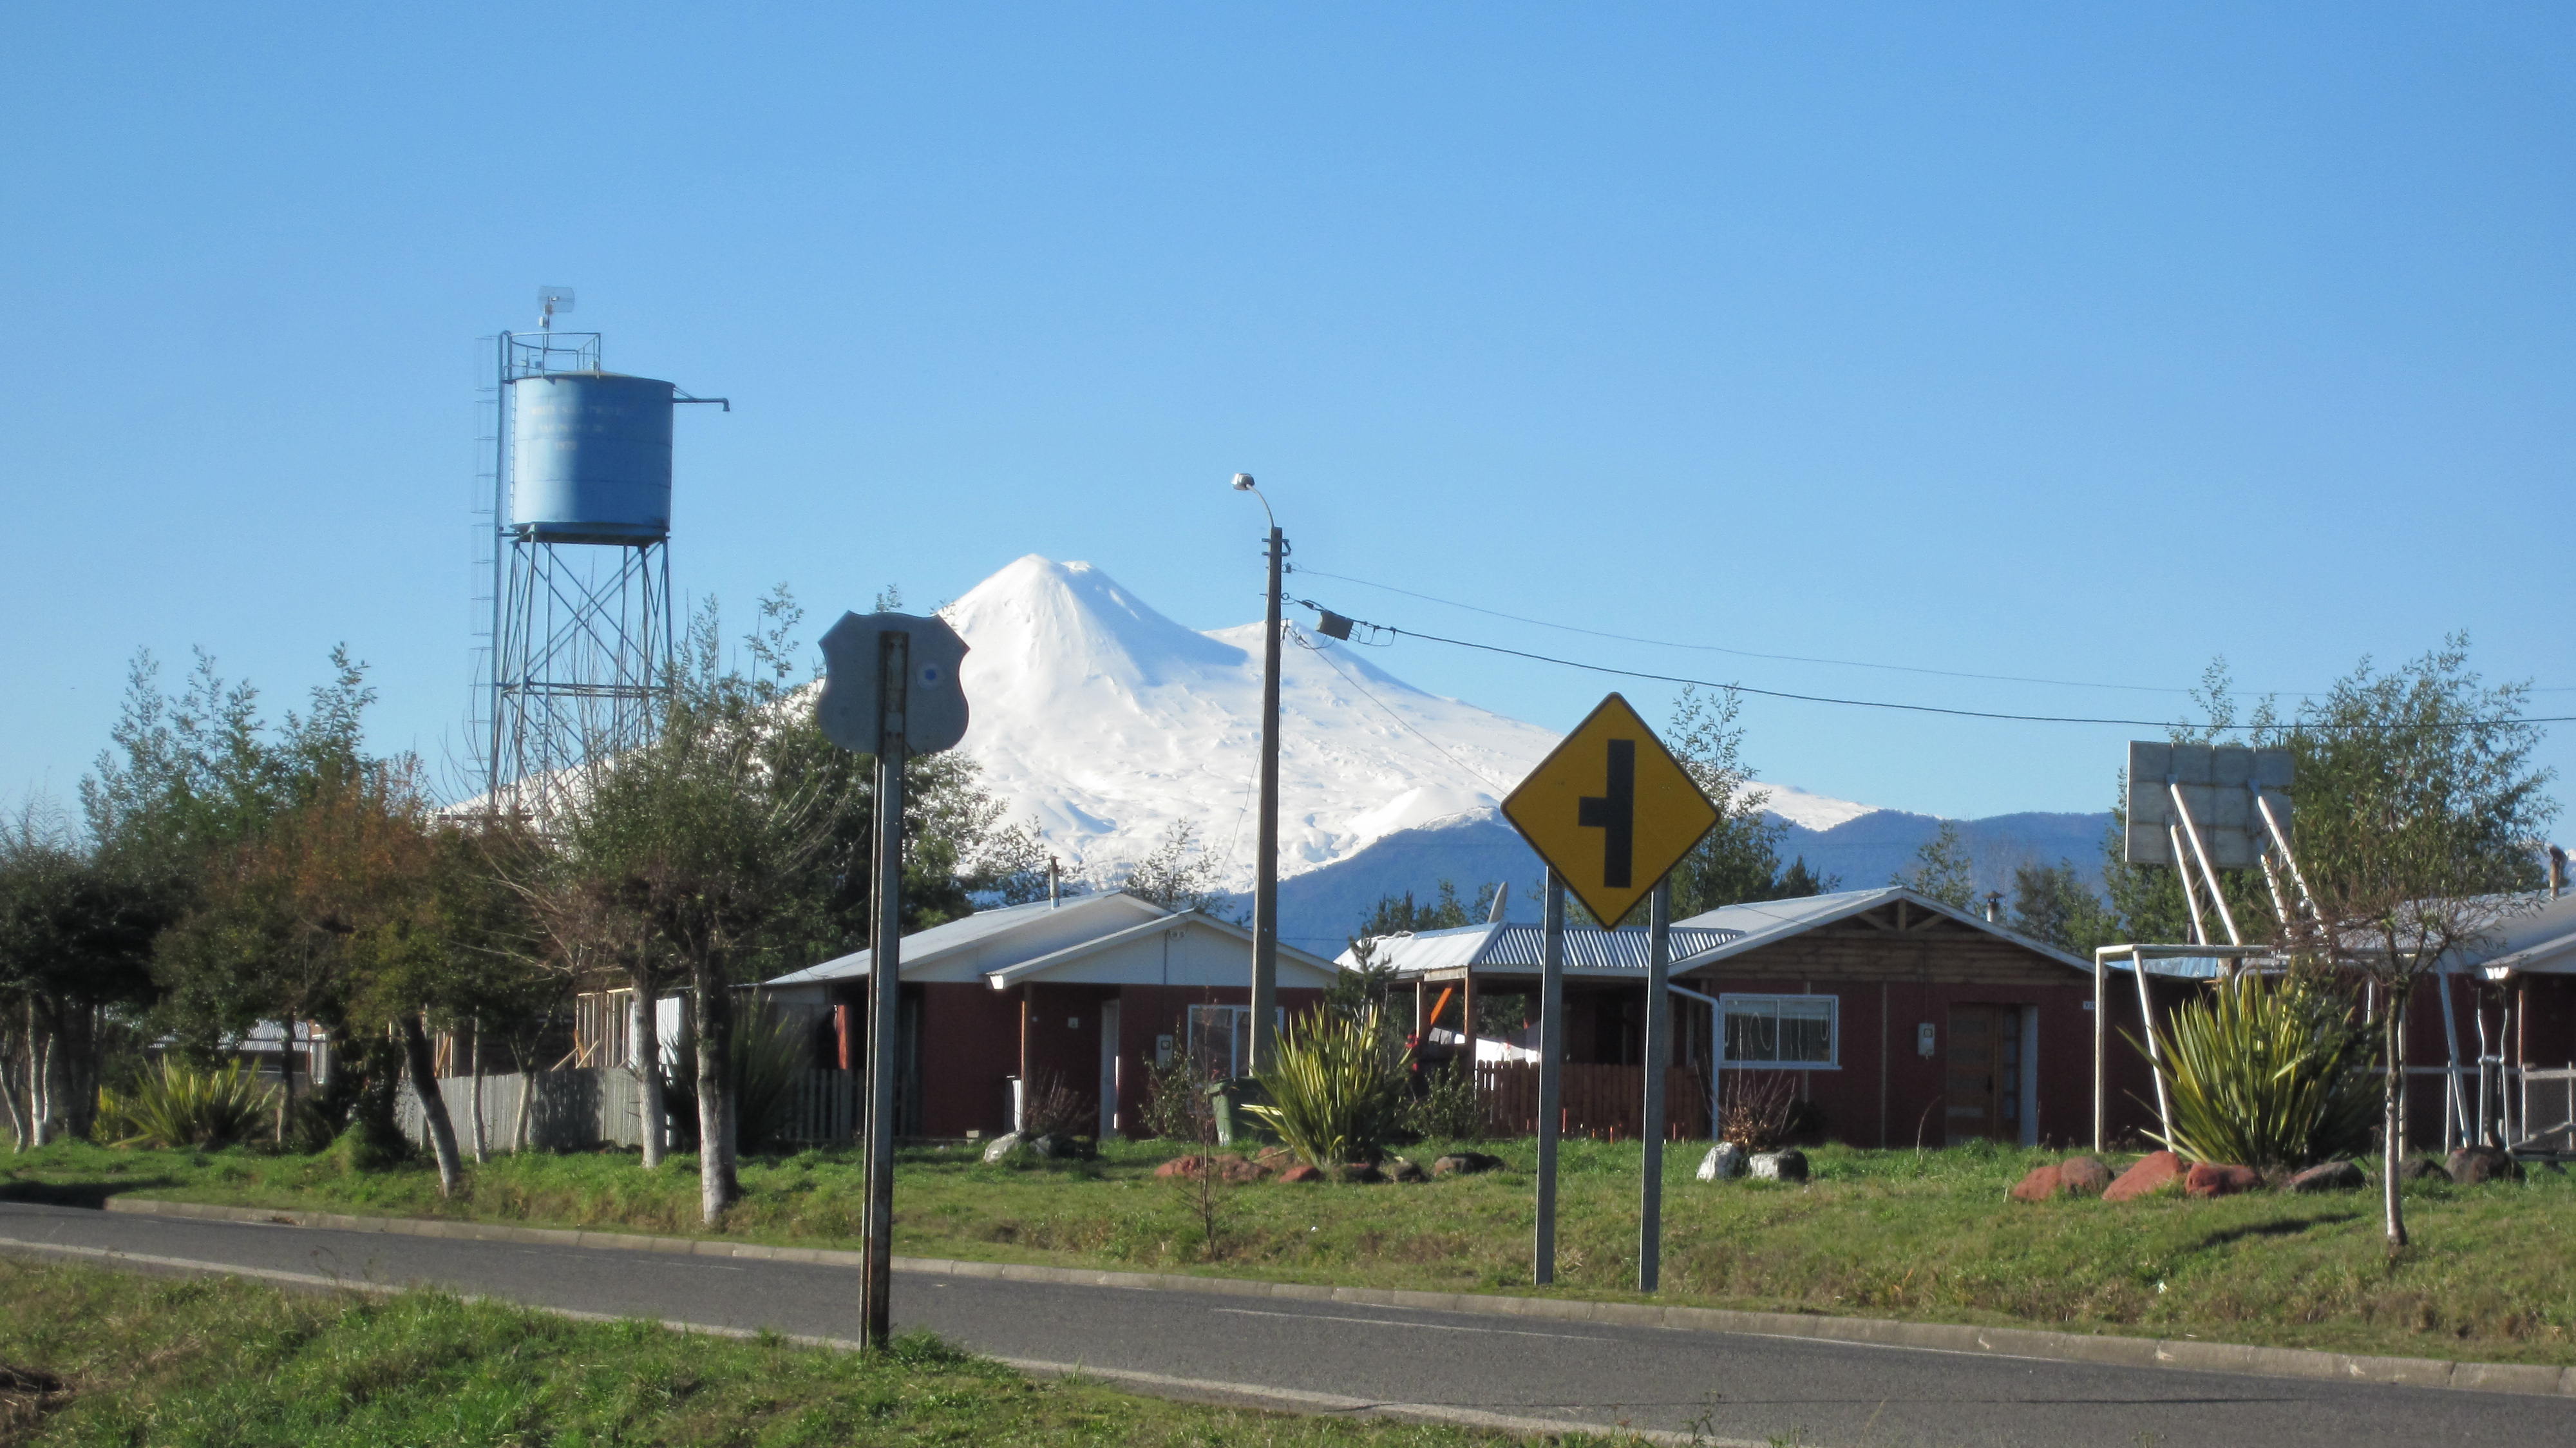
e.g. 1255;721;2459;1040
1348;618;2575;732
1293;566;2576;698
1293;626;1512;791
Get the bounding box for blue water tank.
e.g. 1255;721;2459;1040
509;372;675;543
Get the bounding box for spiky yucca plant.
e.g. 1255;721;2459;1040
96;1058;278;1149
2139;973;2376;1170
1244;1005;1409;1171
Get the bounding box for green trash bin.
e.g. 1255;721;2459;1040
1202;1077;1274;1147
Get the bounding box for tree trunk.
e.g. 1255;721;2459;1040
2382;1004;2407;1255
630;975;667;1168
28;1015;53;1149
274;1021;299;1148
399;1013;465;1198
467;1017;488;1164
695;970;737;1224
0;1023;26;1152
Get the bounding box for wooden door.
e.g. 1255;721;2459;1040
1946;1005;2011;1143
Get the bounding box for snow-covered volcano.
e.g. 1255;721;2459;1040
942;555;1875;891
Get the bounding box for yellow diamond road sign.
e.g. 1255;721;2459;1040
1501;692;1720;928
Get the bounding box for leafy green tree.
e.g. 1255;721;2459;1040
124;647;413;1147
1116;819;1235;918
1895;820;1975;909
2286;636;2555;1255
1663;688;1834;918
1354;880;1494;938
0;808;166;1147
2009;859;2117;955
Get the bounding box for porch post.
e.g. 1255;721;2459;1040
2092;948;2107;1154
1016;987;1032;1133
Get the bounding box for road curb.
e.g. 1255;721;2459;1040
99;1196;2576;1400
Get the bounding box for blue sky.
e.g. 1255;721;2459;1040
4;5;2570;828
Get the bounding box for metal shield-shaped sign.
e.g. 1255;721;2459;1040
817;611;971;755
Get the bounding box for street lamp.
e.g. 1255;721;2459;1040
1233;472;1282;1075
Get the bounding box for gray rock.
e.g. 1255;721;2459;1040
1431;1152;1504;1177
2395;1156;2449;1184
980;1132;1025;1164
1028;1132;1095;1161
2445;1145;2522;1185
2284;1159;2365;1193
1749;1148;1809;1183
1387;1157;1429;1183
1697;1142;1747;1181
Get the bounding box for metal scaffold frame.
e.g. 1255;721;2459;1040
475;326;677;823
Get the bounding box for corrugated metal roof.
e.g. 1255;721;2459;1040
1350;921;1743;976
765;893;1150;985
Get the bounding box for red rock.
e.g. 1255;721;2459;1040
2184;1162;2262;1197
2103;1150;2186;1202
1278;1164;1325;1183
1154;1154;1208;1179
2008;1165;2064;1203
2056;1157;2113;1196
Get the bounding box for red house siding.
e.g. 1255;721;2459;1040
872;979;1329;1139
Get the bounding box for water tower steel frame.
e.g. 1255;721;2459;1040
481;327;715;821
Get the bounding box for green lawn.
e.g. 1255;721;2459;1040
0;1257;1576;1446
7;1136;2575;1369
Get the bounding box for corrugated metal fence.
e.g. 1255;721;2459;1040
397;1067;860;1154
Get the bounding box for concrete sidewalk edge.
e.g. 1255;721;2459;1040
99;1196;2575;1400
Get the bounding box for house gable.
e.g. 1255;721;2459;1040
985;913;1341;990
1680;898;2080;988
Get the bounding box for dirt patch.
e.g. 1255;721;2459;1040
0;1363;70;1446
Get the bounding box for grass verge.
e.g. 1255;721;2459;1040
7;1136;2575;1368
0;1255;1597;1447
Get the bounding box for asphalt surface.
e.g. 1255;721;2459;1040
1;1201;2568;1447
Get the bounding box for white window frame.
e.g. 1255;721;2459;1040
1716;993;1839;1070
1182;1004;1287;1078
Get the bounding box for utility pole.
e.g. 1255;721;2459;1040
1235;473;1282;1074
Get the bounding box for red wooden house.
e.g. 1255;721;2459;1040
761;891;1341;1139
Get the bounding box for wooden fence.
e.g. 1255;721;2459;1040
1476;1063;1711;1140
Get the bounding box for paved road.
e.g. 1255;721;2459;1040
1;1202;2567;1447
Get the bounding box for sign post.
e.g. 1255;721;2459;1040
819;609;969;1351
1534;871;1564;1284
1499;692;1717;1291
1638;877;1671;1292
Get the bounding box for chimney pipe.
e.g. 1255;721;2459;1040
1983;891;2003;924
2551;845;2566;902
1048;856;1060;910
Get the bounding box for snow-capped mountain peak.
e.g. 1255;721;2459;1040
942;555;1873;891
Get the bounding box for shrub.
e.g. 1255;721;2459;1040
1244;1005;1408;1170
95;1058;276;1149
1018;1071;1095;1139
1399;1057;1484;1141
1137;1044;1208;1141
2141;972;2376;1169
1718;1070;1800;1151
665;1005;814;1153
